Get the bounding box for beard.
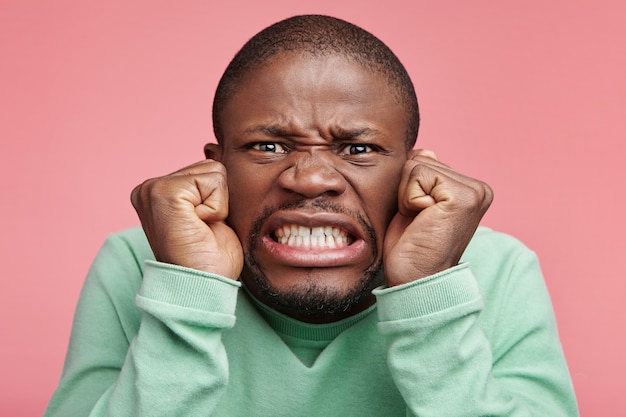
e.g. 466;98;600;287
241;199;384;322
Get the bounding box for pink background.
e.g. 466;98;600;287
1;1;624;415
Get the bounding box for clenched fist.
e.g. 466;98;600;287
130;159;244;280
383;149;493;286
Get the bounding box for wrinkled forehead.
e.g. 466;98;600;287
230;53;404;123
227;51;407;121
250;50;398;91
213;49;417;150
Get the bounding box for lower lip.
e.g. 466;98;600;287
260;235;370;267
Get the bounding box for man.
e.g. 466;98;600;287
45;15;578;416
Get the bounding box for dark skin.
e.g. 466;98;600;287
131;53;493;323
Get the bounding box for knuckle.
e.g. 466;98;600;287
130;179;154;207
482;182;494;202
130;185;141;206
143;178;166;197
407;161;429;179
213;161;227;174
200;160;227;176
212;170;228;187
134;177;175;203
464;180;494;208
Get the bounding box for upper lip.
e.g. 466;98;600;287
261;210;364;243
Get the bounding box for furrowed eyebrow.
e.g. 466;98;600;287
242;125;291;137
240;125;383;140
331;127;382;140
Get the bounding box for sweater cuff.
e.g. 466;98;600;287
139;260;241;315
373;263;481;322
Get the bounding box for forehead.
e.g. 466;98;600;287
240;51;398;99
220;53;407;138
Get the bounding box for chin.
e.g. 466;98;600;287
241;257;384;323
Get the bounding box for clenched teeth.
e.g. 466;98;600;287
273;225;353;249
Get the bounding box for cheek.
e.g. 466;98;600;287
360;168;403;226
224;163;278;240
224;167;255;235
343;170;401;261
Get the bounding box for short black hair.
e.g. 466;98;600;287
212;15;419;148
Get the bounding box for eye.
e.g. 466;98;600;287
251;142;288;153
339;144;375;155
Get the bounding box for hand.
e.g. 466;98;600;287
383;149;493;286
130;160;244;280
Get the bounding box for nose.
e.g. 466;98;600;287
277;150;347;198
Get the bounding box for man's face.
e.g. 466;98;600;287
212;53;410;322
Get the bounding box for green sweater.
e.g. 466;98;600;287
44;226;578;416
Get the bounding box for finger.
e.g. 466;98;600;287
401;151;483;197
168;159;227;177
398;163;439;216
131;169;229;222
398;162;468;216
411;148;439;161
191;172;229;222
408;149;456;171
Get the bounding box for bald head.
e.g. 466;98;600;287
212;15;419;148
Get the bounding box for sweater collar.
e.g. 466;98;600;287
243;285;376;342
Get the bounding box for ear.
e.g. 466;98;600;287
204;142;223;161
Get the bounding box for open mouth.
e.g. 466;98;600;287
271;224;355;249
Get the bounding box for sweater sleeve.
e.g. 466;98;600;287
44;231;241;417
373;242;578;416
